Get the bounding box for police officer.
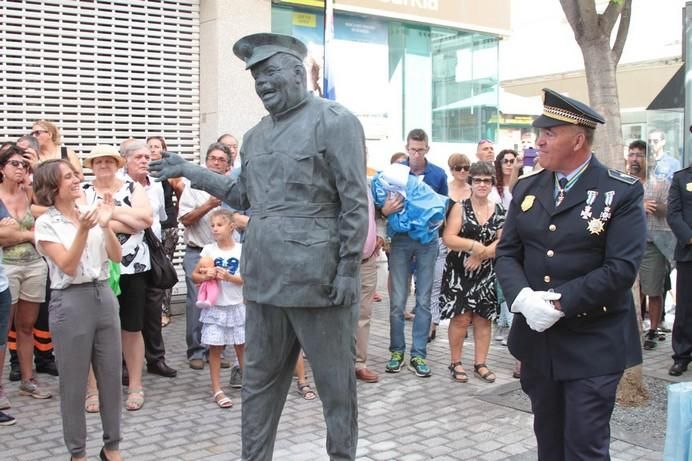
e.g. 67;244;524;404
496;88;646;460
666;157;692;376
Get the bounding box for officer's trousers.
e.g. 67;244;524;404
673;261;692;362
521;363;621;461
241;301;358;461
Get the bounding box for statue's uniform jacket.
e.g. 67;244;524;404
191;94;369;307
495;156;646;380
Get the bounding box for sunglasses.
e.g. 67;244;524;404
6;160;30;169
471;177;493;185
503;158;515;165
30;129;48;137
451;165;470;172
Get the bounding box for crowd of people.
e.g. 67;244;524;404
0;103;686;461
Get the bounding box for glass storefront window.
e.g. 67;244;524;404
431;29;499;143
271;5;500;145
646;109;683;181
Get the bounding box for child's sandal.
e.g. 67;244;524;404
213;390;233;409
296;379;316;400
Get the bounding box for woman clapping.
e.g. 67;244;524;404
33;159;123;461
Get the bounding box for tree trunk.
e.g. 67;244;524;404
616;277;650;407
581;38;625;170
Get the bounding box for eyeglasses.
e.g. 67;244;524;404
451;165;470;172
471;177;493;185
207;155;228;163
503;158;515;165
30;130;48;137
407;147;428;155
648;139;661;144
6;160;30;169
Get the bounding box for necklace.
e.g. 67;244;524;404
471;198;491;224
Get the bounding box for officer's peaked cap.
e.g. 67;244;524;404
533;88;605;129
233;33;308;70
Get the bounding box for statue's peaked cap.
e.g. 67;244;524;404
233;33;308;70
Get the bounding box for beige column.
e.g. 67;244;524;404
199;0;271;158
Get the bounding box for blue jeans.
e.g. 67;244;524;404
389;234;438;358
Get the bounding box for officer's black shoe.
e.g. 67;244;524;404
146;361;177;378
36;360;59;376
669;361;688;376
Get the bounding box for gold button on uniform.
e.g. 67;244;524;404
547;250;554;257
544;275;551;283
549;224;557;231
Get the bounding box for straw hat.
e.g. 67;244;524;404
83;145;126;169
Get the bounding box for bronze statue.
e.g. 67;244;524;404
150;33;368;461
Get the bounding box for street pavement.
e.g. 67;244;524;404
0;260;681;460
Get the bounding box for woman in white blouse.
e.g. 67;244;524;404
33;159;123;461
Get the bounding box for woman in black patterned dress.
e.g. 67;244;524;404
439;161;505;383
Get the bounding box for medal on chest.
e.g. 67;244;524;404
585;190;615;235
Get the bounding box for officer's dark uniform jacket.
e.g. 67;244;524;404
496;156;646;380
668;167;692;262
190;93;369;307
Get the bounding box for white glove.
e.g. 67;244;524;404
511;288;565;332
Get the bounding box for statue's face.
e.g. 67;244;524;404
251;54;305;115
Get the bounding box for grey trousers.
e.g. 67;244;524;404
241;302;359;461
183;247;205;360
49;281;122;458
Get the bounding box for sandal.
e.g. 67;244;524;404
213;390;233;409
473;363;496;383
85;391;100;413
296;379;317;400
125;389;144;411
448;362;468;383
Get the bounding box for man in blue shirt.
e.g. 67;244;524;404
382;128;447;377
649;129;680;180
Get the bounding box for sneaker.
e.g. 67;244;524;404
0;386;10;410
229;365;243;389
385;352;405;373
0;410;16;426
18;379;52;399
408;356;431;377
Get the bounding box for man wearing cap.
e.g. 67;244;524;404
496;88;646;460
150;33;367;461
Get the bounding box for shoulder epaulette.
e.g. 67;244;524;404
516;168;544;182
672;167;691;176
608;169;638;185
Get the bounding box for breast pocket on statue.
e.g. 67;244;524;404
282;228;338;286
278;151;315;187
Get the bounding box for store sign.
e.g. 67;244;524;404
275;0;511;34
336;0;511;33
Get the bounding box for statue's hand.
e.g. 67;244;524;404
149;152;188;181
329;274;358;306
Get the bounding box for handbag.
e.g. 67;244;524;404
143;227;178;290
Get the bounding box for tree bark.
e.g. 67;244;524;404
616;278;650;407
559;0;632;170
